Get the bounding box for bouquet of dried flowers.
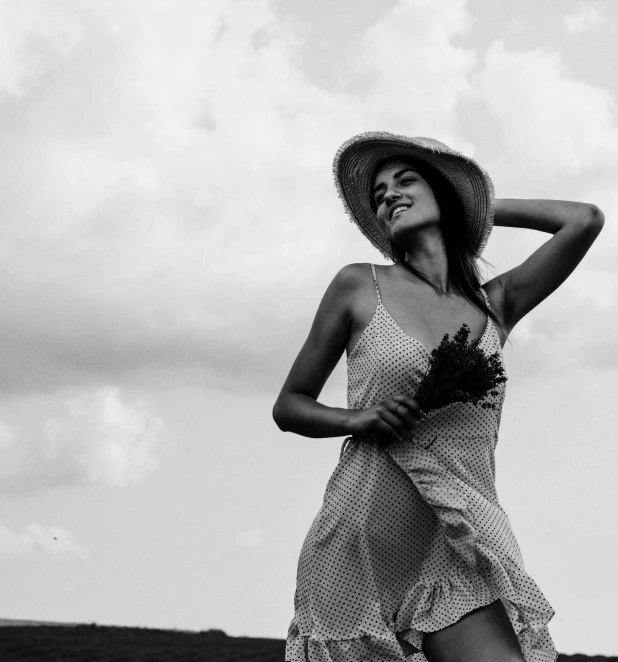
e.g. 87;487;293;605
414;323;507;412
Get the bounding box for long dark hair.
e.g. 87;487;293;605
371;156;508;340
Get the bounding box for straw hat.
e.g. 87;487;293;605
332;132;495;261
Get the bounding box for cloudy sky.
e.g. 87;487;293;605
0;0;616;655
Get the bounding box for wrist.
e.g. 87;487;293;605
343;408;360;437
492;199;507;226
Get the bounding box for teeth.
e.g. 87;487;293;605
392;206;409;217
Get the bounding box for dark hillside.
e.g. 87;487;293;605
0;624;614;662
0;625;283;661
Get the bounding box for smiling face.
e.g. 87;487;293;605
372;158;441;247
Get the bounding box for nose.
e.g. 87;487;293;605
384;187;401;203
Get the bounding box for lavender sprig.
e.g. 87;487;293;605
414;323;507;412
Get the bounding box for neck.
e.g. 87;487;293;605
400;233;451;295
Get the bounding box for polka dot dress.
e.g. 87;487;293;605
285;264;557;662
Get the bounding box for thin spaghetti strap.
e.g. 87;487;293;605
479;285;492;310
370;264;382;304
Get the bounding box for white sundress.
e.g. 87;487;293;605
285;263;557;662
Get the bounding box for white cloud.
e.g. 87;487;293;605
0;0;82;99
236;527;265;547
0;0;615;401
564;6;604;34
356;0;477;143
0;0;344;393
0;387;165;494
0;521;87;558
0;419;13;449
505;18;526;35
479;42;618;186
0;0;483;396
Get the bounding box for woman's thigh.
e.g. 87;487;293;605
422;599;525;662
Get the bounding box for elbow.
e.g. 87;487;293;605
272;400;289;432
585;204;605;232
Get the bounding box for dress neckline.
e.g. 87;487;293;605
376;299;492;357
348;294;496;361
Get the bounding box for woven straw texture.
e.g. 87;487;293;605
332;132;495;261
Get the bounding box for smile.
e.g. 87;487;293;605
390;205;411;219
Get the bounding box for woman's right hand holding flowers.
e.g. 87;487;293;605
347;395;427;445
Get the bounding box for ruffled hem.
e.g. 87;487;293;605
286;581;556;662
285;440;558;662
285;623;557;662
285;626;418;662
286;592;557;662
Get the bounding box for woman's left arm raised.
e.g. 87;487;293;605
487;199;605;331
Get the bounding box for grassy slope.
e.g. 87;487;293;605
0;625;615;662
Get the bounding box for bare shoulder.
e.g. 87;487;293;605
344;260;380;287
333;262;371;288
329;262;374;305
313;263;372;329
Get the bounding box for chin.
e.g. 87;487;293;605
391;226;419;245
393;219;438;241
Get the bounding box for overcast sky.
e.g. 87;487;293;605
0;0;616;656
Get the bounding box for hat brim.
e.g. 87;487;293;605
332;132;494;261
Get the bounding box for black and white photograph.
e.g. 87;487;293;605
0;1;615;661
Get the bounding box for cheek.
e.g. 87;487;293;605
425;190;441;215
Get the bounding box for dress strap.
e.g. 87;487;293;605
370;264;382;304
479;285;492;310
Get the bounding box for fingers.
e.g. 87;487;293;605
379;410;409;443
378;397;427;443
394;396;428;422
366;396;429;445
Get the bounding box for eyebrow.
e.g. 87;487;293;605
372;167;418;199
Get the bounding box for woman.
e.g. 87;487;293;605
273;133;604;662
